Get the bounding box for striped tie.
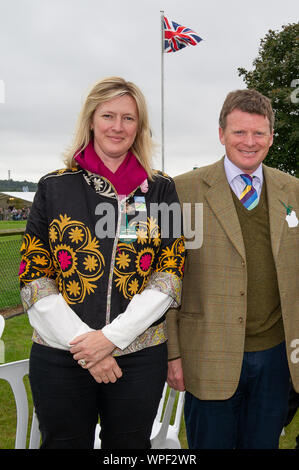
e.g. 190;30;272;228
239;174;258;210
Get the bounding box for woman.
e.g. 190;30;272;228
19;77;185;449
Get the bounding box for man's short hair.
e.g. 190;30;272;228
219;89;274;131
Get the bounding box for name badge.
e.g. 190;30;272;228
134;196;146;212
119;208;137;244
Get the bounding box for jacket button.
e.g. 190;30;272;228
239;317;244;323
241;261;245;267
240;291;245;296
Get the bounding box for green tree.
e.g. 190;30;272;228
0;180;37;191
238;23;299;177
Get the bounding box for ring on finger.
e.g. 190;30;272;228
79;359;87;367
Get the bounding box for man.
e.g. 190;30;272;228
167;89;299;449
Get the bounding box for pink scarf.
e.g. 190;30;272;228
74;141;148;196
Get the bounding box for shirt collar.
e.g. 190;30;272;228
224;155;263;185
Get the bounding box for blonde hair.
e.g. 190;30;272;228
63;77;155;178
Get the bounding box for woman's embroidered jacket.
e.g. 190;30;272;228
19;167;185;356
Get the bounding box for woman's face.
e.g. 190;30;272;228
91;94;139;165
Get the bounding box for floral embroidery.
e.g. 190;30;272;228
116;251;131;269
54;244;77;278
135;227;148;244
114;243;153;299
66;279;81;297
49;214;105;304
83;171;117;199
49;226;58;243
58;249;73;271
19;260;27;276
136;248;155;277
32;255;48;266
19;217;106;306
19;235;55;284
133;216;161;247
128;278;139;295
69;226;84;244
113;217;185;300
113;217;160;299
140;253;152;271
156;237;185;280
83;255;99;272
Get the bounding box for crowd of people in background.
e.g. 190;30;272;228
0;206;30;221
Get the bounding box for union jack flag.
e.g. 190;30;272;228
164;16;202;53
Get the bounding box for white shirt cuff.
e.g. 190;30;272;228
28;293;94;350
28;289;172;352
102;289;172;350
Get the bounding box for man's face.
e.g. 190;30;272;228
219;109;274;174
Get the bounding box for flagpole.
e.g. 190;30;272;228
160;10;165;172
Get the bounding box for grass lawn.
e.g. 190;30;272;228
0;314;33;449
0;220;26;310
0;314;298;449
0;234;24;310
0;220;27;230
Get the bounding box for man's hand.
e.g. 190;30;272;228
70;330;115;368
88;355;123;384
167;358;185;391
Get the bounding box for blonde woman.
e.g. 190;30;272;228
19;77;185;449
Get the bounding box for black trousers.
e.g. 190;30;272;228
29;342;167;449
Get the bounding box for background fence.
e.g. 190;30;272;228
0;229;24;313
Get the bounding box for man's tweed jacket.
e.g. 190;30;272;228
167;157;299;400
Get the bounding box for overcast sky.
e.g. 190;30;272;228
0;0;297;182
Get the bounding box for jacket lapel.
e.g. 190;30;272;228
202;158;246;261
263;165;289;262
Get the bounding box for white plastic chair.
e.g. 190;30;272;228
0;315;5;363
94;383;185;449
0;314;4;339
0;358;40;449
150;384;185;449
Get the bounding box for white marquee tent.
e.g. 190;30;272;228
0;192;35;209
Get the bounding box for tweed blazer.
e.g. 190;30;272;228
167;157;299;399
